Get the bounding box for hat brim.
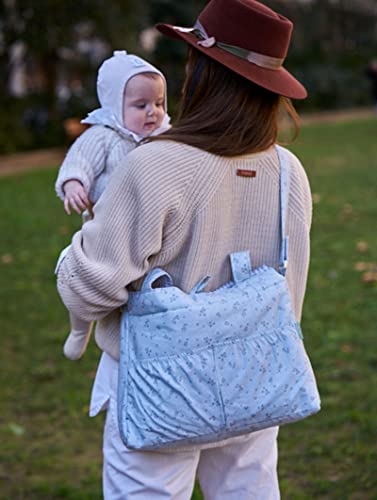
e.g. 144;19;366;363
156;23;307;100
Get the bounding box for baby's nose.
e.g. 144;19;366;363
147;104;159;115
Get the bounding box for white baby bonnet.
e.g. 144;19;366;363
82;50;170;141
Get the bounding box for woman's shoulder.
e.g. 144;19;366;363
278;146;309;182
278;146;312;227
116;140;229;211
125;140;217;180
285;148;310;197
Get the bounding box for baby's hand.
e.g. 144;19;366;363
63;180;90;215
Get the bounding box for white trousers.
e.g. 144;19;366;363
103;397;280;500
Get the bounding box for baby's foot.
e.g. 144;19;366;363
63;323;94;360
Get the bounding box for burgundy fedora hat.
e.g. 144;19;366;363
156;0;307;99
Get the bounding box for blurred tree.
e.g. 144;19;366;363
1;0;377;152
142;0;207;114
263;0;377;109
1;0;150;115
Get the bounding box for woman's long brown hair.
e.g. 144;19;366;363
150;47;299;156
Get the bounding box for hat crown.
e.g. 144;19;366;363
199;0;293;58
155;0;307;99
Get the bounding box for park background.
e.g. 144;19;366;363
1;0;377;498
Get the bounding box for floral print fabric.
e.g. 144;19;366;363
118;255;320;450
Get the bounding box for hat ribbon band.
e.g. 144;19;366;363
174;21;284;71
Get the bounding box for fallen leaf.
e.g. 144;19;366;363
354;262;367;271
354;262;377;272
362;271;377;283
342;203;353;214
356;241;369;252
1;254;13;264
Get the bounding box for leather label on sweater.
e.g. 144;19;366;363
236;169;256;178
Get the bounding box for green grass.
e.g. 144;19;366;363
1;118;377;499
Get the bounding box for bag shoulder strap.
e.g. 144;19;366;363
229;145;291;280
276;145;290;276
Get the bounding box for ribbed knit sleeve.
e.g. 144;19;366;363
55;126;138;204
285;151;312;321
55;126;109;200
56;141;201;322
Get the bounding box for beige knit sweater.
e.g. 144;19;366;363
57;140;312;361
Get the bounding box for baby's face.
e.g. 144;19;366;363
123;73;165;137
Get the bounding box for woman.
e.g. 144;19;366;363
57;0;312;498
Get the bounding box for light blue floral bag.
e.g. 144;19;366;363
118;146;321;450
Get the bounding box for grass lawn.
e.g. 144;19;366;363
1;118;376;499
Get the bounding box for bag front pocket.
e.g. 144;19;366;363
215;328;320;433
121;348;225;449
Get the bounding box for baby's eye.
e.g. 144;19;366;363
135;103;146;109
156;101;164;107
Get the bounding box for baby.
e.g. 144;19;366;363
55;50;169;360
